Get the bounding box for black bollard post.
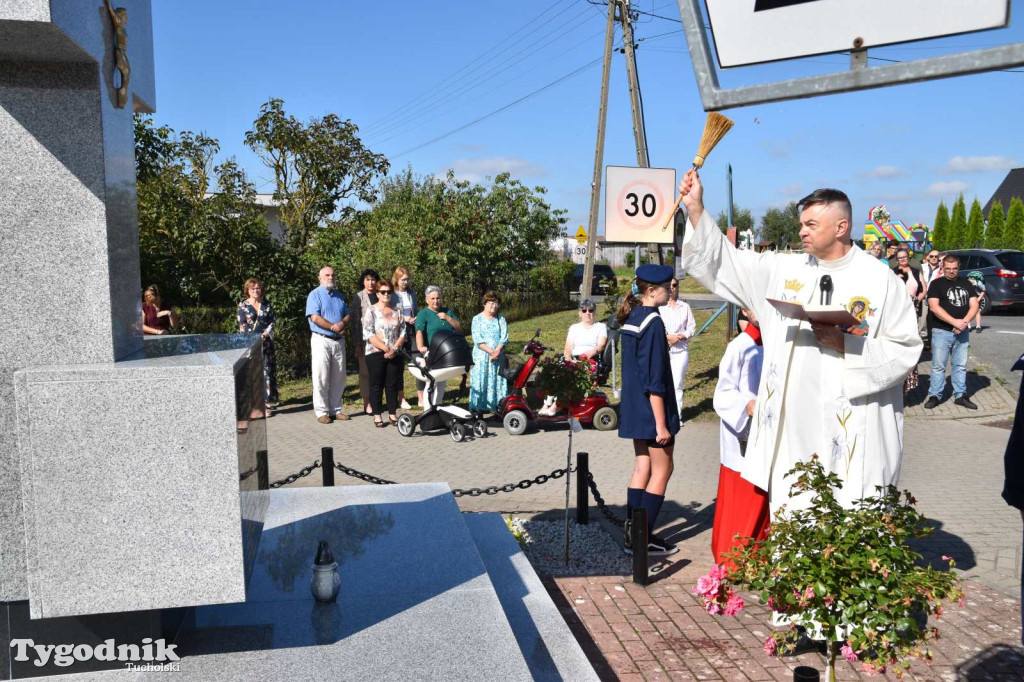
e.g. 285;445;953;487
321;446;335;487
792;666;820;682
631;508;648;585
256;449;269;490
576;452;589;525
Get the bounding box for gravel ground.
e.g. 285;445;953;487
506;516;631;576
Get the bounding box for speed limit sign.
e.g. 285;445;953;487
604;166;677;244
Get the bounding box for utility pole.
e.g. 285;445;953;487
620;0;661;266
581;0;617;299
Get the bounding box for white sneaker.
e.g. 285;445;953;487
400;399;412;410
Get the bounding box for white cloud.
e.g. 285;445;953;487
777;182;803;198
861;165;903;178
446;156;547;183
942;155;1017;173
926;180;970;196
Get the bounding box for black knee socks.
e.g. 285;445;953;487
640;492;665;534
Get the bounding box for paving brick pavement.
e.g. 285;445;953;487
265;394;1022;679
548;575;1024;681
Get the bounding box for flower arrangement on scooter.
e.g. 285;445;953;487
533;356;596;405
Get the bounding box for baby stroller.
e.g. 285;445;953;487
396;328;488;442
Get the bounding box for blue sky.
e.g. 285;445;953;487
151;0;1024;238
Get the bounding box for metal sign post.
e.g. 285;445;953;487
677;0;1024;111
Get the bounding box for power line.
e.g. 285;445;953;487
370;24;609;147
365;5;601;141
363;0;575;132
391;53;610;160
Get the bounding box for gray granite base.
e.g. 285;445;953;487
171;483;535;681
14;335;268;619
465;513;599;682
0;484;599;680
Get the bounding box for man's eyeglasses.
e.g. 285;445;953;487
580;308;595;313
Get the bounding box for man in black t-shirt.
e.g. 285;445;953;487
924;255;979;409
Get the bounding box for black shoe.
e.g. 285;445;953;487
923;396;940;409
647;534;679;556
954;396;978;410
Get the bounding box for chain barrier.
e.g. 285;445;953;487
268;458;597;509
450;466;573;498
269;460;321;489
587;472;625;524
334;462;395;486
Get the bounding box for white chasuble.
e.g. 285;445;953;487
682;211;922;512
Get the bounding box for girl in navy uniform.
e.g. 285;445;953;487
618;264;681;556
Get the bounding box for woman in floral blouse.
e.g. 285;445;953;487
362;279;406;427
237;278;278;407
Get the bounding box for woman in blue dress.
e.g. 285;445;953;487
617;264;680;556
469;290;509;414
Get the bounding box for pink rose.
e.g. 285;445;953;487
706;601;723;615
724;593;745;616
762;637;777;656
708;564;728;581
823;595;835;607
803;586;815;600
841;643;859;662
695;575;720;597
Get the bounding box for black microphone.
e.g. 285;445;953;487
819;275;833;305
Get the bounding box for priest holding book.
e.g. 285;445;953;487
678;171;921;513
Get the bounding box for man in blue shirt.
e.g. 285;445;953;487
306;266;351;423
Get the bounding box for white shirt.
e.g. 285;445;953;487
566;322;607;356
659;299;696;354
713;331;763;471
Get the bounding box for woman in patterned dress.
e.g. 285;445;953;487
469;291;509;414
237;278;279;407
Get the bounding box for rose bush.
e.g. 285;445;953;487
693;455;962;681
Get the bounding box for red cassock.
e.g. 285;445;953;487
711;464;769;570
710;324;769;570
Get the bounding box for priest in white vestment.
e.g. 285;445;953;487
678;172;922;512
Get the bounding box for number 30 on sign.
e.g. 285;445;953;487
604;166;676;244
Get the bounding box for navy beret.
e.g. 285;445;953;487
635;264;674;285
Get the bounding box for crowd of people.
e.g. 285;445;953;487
867;242;983;409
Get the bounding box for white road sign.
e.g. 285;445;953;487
705;0;1010;68
604;166;676;244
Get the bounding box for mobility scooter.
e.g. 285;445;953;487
396;328;488;442
497;330;618;435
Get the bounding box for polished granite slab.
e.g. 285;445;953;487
15;334;267;619
171;484;535;680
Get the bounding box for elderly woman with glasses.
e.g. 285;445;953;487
415;284;463;409
538;298;608;416
659;277;696;419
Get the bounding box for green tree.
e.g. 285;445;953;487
135;115;274;307
948;194;967;249
984;201;1005;249
1005;197;1024;252
931;201;950;251
308;167;566;297
965;198;985;249
759;201;801;248
716;206;755;235
244;98;389;256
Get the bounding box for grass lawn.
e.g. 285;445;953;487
612;265;710;295
276;307;730;422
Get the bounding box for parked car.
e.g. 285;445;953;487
942;249;1024;314
568;263;618;296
